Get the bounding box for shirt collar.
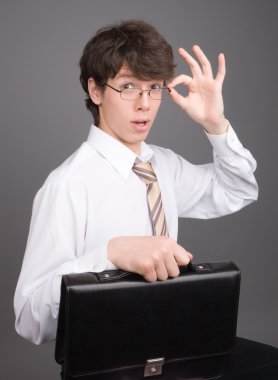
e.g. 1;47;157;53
87;125;154;180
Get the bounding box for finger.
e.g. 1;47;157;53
140;254;168;282
215;53;226;83
164;253;180;278
192;45;213;77
155;261;169;281
178;47;202;78
167;74;192;89
174;244;193;266
143;266;157;282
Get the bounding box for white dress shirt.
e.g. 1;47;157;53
14;124;258;344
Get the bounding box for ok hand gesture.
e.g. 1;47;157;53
167;45;228;135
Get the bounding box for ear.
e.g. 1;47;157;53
88;77;102;105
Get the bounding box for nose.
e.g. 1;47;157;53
135;90;151;111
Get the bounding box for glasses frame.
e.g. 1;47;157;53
105;83;170;101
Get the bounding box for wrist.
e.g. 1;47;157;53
107;237;120;264
203;118;229;135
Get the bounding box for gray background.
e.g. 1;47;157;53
1;0;277;378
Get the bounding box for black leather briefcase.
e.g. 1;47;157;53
55;262;240;380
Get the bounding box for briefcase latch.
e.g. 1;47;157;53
144;357;164;377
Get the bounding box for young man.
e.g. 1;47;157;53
14;20;258;344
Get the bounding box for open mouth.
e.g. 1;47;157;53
132;120;150;130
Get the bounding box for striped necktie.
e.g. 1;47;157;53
133;161;169;236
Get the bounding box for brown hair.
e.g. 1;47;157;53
79;19;176;125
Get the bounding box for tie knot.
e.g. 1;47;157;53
132;161;157;185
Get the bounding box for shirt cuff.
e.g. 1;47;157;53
106;259;118;270
205;123;243;157
76;242;110;273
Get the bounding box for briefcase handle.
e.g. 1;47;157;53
96;261;212;282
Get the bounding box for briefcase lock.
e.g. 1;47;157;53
144;357;164;377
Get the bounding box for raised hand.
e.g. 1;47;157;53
167;45;228;134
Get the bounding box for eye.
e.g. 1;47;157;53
121;83;136;90
151;83;163;90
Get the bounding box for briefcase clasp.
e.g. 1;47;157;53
144;357;164;377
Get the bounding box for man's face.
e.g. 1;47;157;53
98;67;163;155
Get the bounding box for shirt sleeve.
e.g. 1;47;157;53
171;124;258;218
14;181;110;344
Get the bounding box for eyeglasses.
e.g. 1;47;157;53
105;83;170;101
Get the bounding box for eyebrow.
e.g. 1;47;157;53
115;73;164;85
115;72;137;80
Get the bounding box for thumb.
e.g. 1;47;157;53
167;74;192;111
168;87;189;111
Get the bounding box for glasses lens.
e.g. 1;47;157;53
120;87;169;100
150;88;162;100
121;88;141;100
150;88;169;100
